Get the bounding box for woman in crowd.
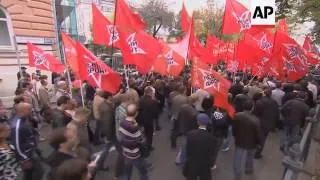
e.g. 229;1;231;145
0;121;21;180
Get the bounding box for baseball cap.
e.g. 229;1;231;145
197;113;210;125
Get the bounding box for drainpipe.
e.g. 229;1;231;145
52;0;63;61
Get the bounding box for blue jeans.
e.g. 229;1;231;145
122;158;149;180
233;147;255;180
175;136;187;165
280;125;300;151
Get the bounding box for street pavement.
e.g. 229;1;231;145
39;111;285;180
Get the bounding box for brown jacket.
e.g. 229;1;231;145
98;101;115;140
171;94;188;120
92;95;104;120
38;86;49;107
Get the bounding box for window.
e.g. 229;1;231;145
0;7;14;48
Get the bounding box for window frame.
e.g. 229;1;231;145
0;6;15;50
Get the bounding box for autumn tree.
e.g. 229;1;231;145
193;2;240;43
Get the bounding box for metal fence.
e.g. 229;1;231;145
282;103;320;180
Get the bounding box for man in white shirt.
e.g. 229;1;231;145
271;81;285;107
308;80;318;101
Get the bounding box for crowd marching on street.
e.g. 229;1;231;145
0;64;319;180
1;0;320;180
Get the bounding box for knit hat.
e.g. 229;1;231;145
197;113;210;125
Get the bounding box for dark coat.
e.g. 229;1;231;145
51;109;72;129
282;92;297;105
233;111;262;149
98;101;115;140
254;96;280;131
281;99;309;127
229;84;244;100
178;104;198;135
46;151;74;180
9;116;38;161
138;96;161;127
186;129;215;171
233;94;251;112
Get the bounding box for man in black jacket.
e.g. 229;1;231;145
10;103;44;180
51;96;72;129
233;87;250;113
233;100;262;180
281;91;309;152
253;88;279;159
138;86;161;153
185;113;214;180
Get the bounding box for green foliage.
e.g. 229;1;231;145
193;4;241;43
276;0;320;43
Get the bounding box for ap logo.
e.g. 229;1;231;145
250;0;275;27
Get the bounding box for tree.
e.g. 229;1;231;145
276;0;320;43
193;2;240;43
135;0;175;36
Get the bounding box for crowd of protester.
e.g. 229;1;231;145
0;64;319;180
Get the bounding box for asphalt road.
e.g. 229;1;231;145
39;111;285;180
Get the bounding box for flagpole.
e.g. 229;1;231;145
80;81;85;107
232;41;238;84
112;0;130;90
60;32;73;97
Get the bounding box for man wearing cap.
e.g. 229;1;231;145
17;67;29;80
184;113;214;180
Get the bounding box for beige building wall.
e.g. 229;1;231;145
0;0;58;107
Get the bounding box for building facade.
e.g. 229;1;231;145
0;0;58;107
76;0;114;44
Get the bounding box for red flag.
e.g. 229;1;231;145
222;0;251;34
251;56;271;78
214;91;235;118
115;0;145;31
75;42;121;94
273;32;309;81
206;35;223;60
191;57;234;117
206;35;223;50
27;43;64;73
181;3;191;32
153;43;185;77
237;34;269;66
245;27;275;55
188;17;216;65
119;30;163;74
191;57;231;94
278;18;288;34
61;32;79;76
303;36;320;55
92;4;121;47
169;28;191;63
